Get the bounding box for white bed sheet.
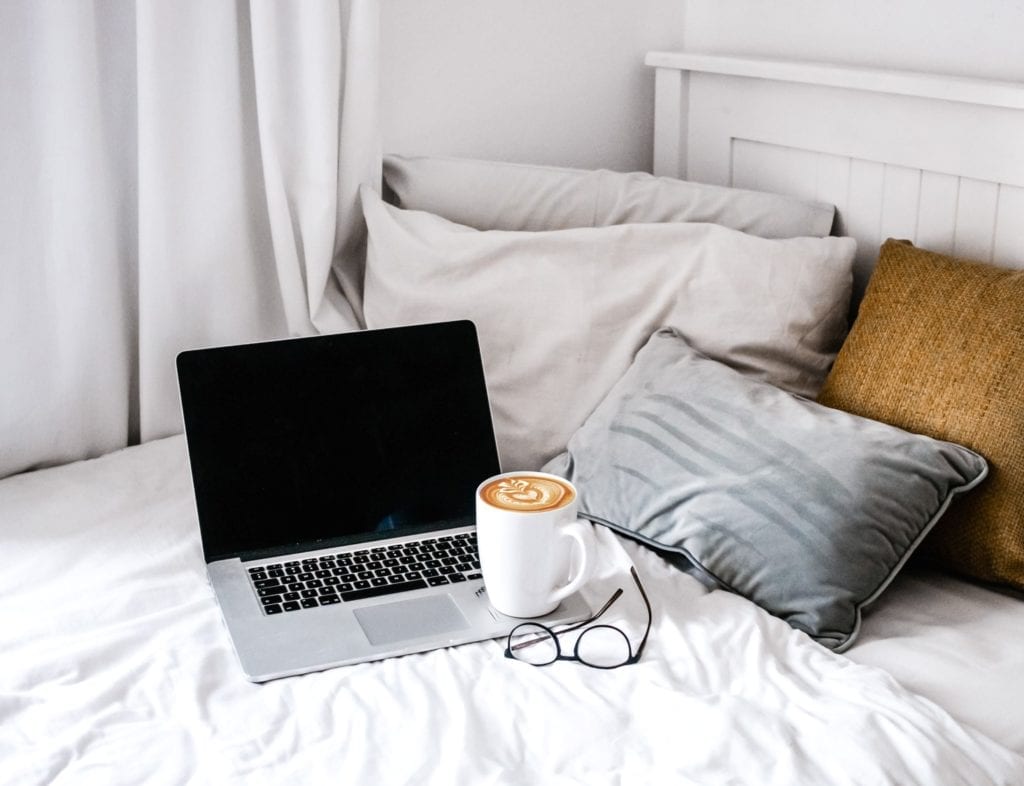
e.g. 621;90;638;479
849;567;1024;756
2;436;1023;785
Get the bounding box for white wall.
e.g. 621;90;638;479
380;0;685;173
682;0;1024;82
381;1;1023;175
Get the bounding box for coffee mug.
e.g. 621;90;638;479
476;471;593;618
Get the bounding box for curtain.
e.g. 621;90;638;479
0;0;380;480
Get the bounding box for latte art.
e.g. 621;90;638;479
480;474;575;512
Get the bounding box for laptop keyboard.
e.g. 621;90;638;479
246;532;482;615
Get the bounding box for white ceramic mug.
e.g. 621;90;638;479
475;471;593;618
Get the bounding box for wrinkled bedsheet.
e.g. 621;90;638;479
2;436;1023;785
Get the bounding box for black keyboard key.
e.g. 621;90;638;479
288;582;304;592
439;566;457;575
449;574;467;583
298;572;314;582
466;573;482;580
406;571;422;580
354;580;370;590
427;576;450;587
258;587;283;597
339;578;428;602
339;582;354;592
315;570;331;579
301;598;319;609
264;604;283;614
456;563;473;572
300;589;319;599
422;568;439;578
268;569;285;578
284;592;300;601
307;579;323;588
371;578;388;587
324;576;341;586
387;574;406;584
319;595;341;605
261;594;283;605
254;578;281;589
283;601;300;612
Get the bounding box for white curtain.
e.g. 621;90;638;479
0;0;380;479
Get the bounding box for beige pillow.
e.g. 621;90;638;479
362;186;855;471
383;155;836;238
818;239;1024;591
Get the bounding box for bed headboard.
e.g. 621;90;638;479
646;51;1024;300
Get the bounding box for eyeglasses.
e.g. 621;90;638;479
504;566;652;669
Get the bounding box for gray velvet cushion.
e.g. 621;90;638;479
543;328;989;651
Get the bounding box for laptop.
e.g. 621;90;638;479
177;319;590;681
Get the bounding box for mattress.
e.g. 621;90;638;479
2;436;1023;785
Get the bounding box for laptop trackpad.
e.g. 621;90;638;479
354;595;470;646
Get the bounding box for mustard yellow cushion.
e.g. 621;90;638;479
818;239;1024;590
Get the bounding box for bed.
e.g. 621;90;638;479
4;52;1024;785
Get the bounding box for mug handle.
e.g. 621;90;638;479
546;519;593;606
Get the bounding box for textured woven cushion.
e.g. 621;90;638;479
361;186;855;472
383;154;836;238
818;239;1024;590
544;328;988;651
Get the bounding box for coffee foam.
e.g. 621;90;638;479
480;475;575;513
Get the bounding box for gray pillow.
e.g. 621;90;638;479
543;328;988;651
383;154;836;238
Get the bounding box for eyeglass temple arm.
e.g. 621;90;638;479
630;565;654;656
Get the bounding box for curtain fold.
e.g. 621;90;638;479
0;0;379;479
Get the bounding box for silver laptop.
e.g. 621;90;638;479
176;320;589;681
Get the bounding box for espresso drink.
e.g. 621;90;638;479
479;474;575;513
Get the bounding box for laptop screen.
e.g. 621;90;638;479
177;321;501;562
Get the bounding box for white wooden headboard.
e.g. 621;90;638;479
646;51;1024;300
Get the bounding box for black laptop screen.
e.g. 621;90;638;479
177;321;501;562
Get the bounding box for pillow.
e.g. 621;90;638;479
361;186;855;471
383;154;836;238
818;239;1024;591
543;328;988;652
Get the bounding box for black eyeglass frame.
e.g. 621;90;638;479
503;566;652;670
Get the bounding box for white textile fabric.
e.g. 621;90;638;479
1;436;1022;786
0;0;379;479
